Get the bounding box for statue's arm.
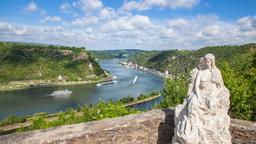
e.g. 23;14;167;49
187;68;198;95
217;69;224;86
194;71;201;97
211;69;224;88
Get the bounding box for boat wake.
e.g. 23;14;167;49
132;76;138;84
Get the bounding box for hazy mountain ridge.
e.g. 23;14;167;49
89;49;144;60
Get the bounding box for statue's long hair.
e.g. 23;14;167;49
204;53;224;87
204;53;216;70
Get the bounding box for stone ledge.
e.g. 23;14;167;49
0;109;255;144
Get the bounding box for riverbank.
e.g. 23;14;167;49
0;92;161;135
119;61;172;79
0;76;112;92
125;93;161;107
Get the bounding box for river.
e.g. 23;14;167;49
0;59;164;120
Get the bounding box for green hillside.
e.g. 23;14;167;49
129;44;256;121
129;44;256;78
0;42;106;90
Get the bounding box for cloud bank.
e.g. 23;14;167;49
0;0;255;50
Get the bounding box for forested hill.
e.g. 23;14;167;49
0;42;105;84
129;43;256;78
129;43;256;121
90;49;143;60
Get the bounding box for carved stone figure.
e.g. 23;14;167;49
172;53;231;144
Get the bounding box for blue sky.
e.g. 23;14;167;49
0;0;255;50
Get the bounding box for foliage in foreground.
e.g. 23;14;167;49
0;115;27;127
15;100;139;133
220;62;256;121
156;78;187;109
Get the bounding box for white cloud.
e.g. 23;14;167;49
60;3;79;17
122;0;199;11
2;0;255;50
237;16;256;31
60;3;72;13
99;8;117;20
130;15;152;28
0;22;92;46
73;0;103;13
0;22;12;31
1;11;256;50
24;1;38;13
0;22;31;35
201;25;221;37
158;27;177;40
71;16;98;26
101;17;133;31
168;18;189;28
40;16;62;23
101;15;152;32
86;27;93;33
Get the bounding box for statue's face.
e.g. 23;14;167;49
200;58;211;69
205;58;211;68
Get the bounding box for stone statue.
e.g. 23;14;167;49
172;53;232;144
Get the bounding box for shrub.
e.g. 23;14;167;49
118;95;135;103
0;115;26;127
137;94;147;100
30;117;48;129
16;100;139;133
157;78;187;108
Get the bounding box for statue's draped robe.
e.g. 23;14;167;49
172;68;232;144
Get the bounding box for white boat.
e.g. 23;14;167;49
50;89;72;96
97;80;117;87
132;76;138;84
112;75;117;79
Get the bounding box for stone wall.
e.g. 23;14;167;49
0;109;255;144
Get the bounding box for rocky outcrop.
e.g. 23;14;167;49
73;51;89;61
0;109;255;144
58;50;73;56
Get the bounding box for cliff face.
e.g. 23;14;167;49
0;109;255;144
